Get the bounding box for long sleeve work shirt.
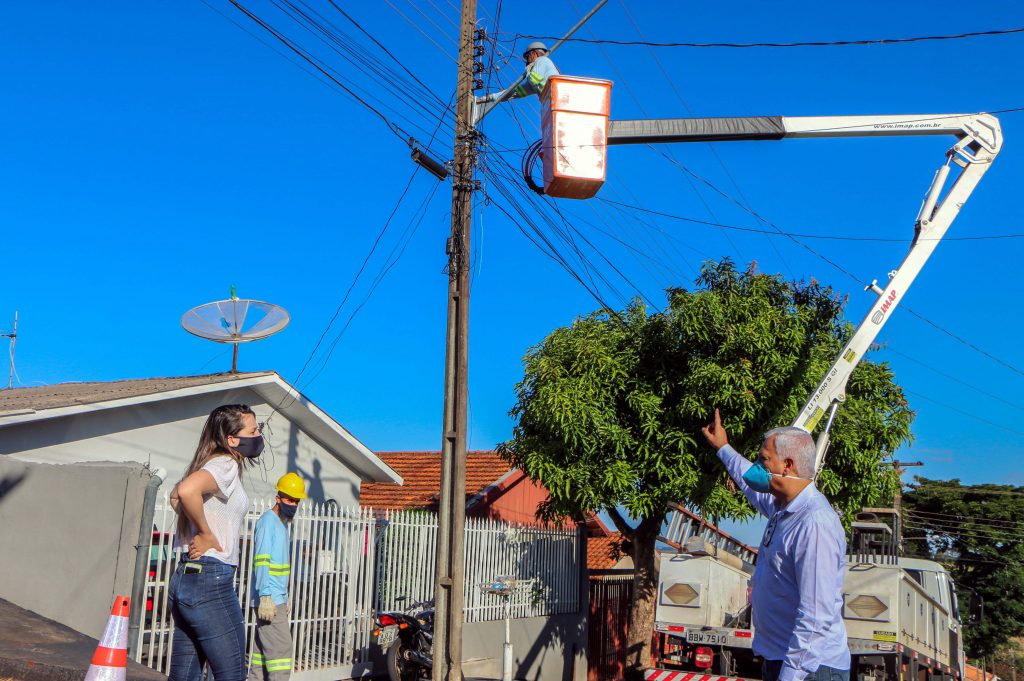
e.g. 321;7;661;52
717;444;850;681
250;510;291;607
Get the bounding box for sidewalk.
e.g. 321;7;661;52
0;598;166;681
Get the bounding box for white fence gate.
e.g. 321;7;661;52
135;498;581;681
375;510;581;622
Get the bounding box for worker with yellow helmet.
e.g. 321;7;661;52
247;473;307;681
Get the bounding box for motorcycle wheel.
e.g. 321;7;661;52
386;640;428;681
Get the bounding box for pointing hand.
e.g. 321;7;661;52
701;408;729;450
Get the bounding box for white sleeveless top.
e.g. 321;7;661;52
175;456;250;566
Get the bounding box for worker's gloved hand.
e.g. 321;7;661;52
258;596;276;622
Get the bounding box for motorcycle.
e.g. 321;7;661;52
373;597;434;681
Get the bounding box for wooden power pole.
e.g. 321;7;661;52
433;0;477;678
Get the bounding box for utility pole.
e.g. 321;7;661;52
892;459;924;515
432;0;478;678
2;312;17;390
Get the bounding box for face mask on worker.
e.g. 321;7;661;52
278;501;298;519
234;434;265;459
742;461;807;493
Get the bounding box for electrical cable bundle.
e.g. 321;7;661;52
521;139;545;195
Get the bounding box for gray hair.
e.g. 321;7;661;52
764;426;816;478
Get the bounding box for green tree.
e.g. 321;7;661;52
903;479;1024;659
499;260;913;675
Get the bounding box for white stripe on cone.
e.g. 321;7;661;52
85;596;130;681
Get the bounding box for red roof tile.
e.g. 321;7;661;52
587;534;627;570
360;451;512;511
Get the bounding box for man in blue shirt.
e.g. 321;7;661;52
702;409;850;681
247;473;305;681
477;41;560;107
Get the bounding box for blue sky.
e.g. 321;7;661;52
3;1;1023;544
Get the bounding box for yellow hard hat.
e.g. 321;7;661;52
276;472;307;500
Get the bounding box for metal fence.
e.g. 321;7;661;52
135;497;580;680
137;497;378;680
375;511;581;622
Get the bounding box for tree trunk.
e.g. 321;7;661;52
624;515;663;680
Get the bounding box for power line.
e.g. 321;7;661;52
910;483;1024;498
598;198;1024;242
288;166;424;393
382;0;457;62
904;509;1024;530
301;178;445;388
879;346;1024;414
506;26;1024;49
625;150;1024;382
903;389;1024;436
614;0;796;278
900;307;1024;380
229;0;452;153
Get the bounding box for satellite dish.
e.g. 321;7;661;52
182;288;289;373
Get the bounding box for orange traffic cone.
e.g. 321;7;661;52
85;596;130;681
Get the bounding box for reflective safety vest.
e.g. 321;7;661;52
251;509;290;606
512;55;559;99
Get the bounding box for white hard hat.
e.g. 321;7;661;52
523;41;548;57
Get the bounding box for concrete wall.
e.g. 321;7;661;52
0;458;154;639
0;388;362;506
461;612;588;681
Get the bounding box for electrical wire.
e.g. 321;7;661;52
505;26;1024;49
301;178;445;388
902;389;1024;436
228;0;432;145
382;0;458;62
597;198;1024;242
879;346;1024;414
909;483;1024;498
268;0;455;145
904;510;1024;530
904;507;1023;522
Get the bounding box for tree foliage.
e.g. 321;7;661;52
499;260;914;673
903;479;1024;658
502;260;911;526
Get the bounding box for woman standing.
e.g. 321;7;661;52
168;404;264;681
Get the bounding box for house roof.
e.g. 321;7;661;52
0;372;273;414
0;371;401;484
361;450;511;510
588;534;629;571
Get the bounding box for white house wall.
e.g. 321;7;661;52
0;387;361;506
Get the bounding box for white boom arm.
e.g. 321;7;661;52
786;114;1002;474
608;113;1002;474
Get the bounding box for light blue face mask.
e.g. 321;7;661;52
742;461;774;493
742;461;808;493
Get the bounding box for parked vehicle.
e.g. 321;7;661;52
372;597;434;681
653;509;968;681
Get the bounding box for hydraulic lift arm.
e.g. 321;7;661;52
608;113;1002;474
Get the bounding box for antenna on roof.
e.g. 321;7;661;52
1;312;17;389
181;288;289;374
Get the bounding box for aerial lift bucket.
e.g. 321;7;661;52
541;76;612;199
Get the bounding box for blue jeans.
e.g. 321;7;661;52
168;556;247;681
762;660;851;681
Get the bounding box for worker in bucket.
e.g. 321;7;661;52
702;409;850;681
247;472;306;681
479;41;559;105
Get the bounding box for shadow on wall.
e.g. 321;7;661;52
514;530;588;681
0;470;27;502
278;419;355;505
